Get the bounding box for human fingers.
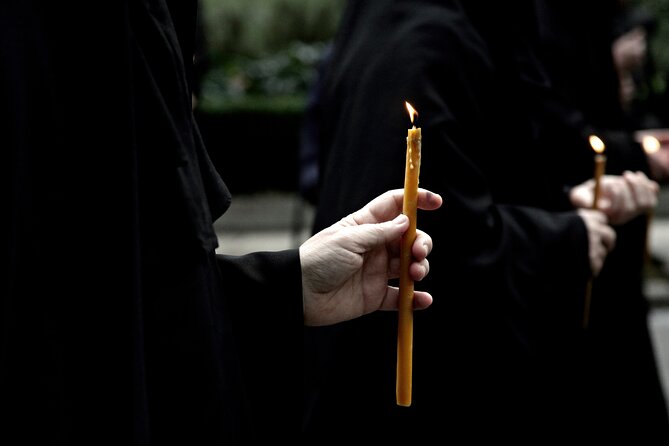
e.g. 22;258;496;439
623;171;658;210
339;214;409;254
412;291;433;309
578;209;616;276
416;189;443;211
592;222;616;276
598;219;617;253
346;189;442;226
599;175;633;221
413;230;433;259
589;224;612;277
387;228;432;259
387;255;429;281
379;287;433;311
584;208;616;252
410;258;430;281
569;179;595;209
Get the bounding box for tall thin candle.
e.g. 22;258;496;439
583;135;606;329
397;101;421;407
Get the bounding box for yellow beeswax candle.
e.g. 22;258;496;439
583;135;606;329
397;102;421;406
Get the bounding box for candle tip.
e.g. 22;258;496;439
589;135;605;154
405;101;418;125
643;136;661;154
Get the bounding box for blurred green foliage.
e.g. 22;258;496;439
631;0;669;92
198;0;669;115
199;0;345;112
633;1;669;64
622;0;669;126
200;41;328;113
201;0;344;59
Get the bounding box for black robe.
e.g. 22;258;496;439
304;0;593;442
2;1;301;443
533;0;669;440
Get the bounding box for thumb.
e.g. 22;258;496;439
597;197;612;212
349;214;409;251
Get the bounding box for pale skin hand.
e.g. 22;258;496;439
576;208;617;276
570;172;658;225
300;189;443;326
612;27;647;73
612;27;646;108
570;172;657;275
647;147;669;182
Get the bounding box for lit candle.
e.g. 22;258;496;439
642;135;661;155
589;134;606;209
397;101;421;407
583;134;606;329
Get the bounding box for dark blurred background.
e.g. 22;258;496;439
194;0;345;194
194;1;669;408
193;0;669;195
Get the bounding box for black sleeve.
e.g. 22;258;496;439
216;250;303;323
215;250;303;439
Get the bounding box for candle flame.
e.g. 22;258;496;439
642;135;661;154
589;135;605;154
405;101;418;125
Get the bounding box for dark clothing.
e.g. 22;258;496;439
534;0;669;440
2;1;301;444
304;0;592;442
533;0;649;184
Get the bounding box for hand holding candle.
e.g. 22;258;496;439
583;134;606;329
397;101;421;407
